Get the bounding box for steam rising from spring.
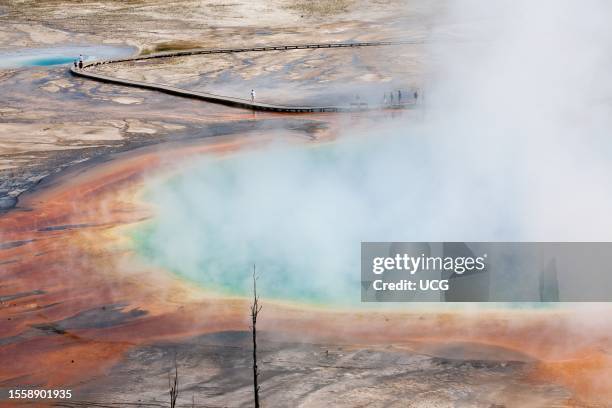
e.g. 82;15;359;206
138;0;612;303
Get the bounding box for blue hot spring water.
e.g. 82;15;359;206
0;45;135;69
131;137;556;310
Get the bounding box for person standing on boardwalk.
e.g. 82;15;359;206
398;90;402;103
251;89;255;102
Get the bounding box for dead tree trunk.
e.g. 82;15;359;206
250;265;262;408
169;355;179;408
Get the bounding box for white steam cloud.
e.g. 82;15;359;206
141;0;612;303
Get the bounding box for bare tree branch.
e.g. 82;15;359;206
168;354;179;408
251;264;262;408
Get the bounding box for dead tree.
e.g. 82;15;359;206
250;265;262;408
169;355;179;408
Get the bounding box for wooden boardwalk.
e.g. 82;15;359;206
70;41;418;113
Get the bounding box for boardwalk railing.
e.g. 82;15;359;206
71;40;420;113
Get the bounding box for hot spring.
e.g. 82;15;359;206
132;132;529;307
0;45;135;69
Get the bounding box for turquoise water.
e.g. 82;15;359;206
133;143;364;306
26;56;76;67
23;57;75;67
132;137;555;309
0;45;134;69
133;141;382;306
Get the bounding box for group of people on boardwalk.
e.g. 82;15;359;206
383;89;418;106
73;54;84;69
